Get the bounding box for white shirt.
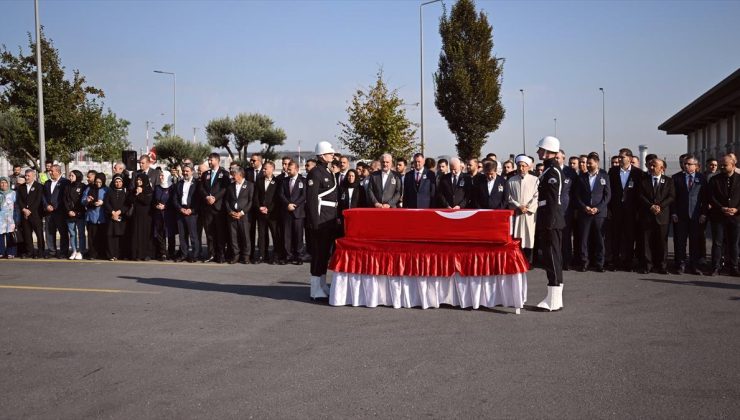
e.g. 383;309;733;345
487;178;495;194
263;177;272;191
685;172;695;188
26;183;33;194
381;171;389;189
234;181;244;210
619;167;631;189
347;187;355;207
588;172;598;190
50;178;59;194
182;178;193;206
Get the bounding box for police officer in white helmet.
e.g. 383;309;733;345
535;136;566;311
306;141;339;299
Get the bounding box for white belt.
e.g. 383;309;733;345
317;181;337;216
319;199;337;208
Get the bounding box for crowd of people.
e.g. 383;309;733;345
0;141;737;283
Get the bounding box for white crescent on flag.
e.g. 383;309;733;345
434;210;479;220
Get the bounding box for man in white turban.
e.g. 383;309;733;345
507;154;539;262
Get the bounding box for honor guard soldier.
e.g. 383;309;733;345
306;141;340;299
535;136;566;311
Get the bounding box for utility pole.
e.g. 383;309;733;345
520;89;526;154
34;0;46;171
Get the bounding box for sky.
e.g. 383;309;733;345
2;0;739;162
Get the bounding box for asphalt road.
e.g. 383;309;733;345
0;259;738;419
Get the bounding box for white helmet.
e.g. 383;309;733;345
315;141;336;155
537;136;560;153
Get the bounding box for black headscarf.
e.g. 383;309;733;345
111;174;126;191
70;170;84;187
135;172;152;193
341;169;359;189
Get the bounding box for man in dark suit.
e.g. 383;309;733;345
637;158;675;274
403;153;436;209
246;153;263;261
574;152;611;272
254;161;281;263
558;150;579;270
607;148;644;271
225;167;254;264
134;154;160;188
670;155;706;274
705;155;740;276
199;153;230;263
173;164;200;262
42;164;70;258
279;161;306;265
437;158;470;209
474;160;507;209
367;153;402;208
17;169;45;258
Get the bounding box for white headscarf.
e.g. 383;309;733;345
160;172;172;189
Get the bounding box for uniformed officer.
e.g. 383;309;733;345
535;136;566;311
306;141;340;299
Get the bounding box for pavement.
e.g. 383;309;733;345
0;258;738;419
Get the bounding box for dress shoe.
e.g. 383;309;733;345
675;265;685;275
277;260;287;265
254;258;264;264
708;269;720;276
158;256;167;262
639;268;651;274
578;265;588;272
593;266;605;273
730;268;740;277
657;268;668;275
228;258;238;264
686;267;701;275
240;259;250;264
292;259;303;265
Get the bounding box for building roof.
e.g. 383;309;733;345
659;68;740;135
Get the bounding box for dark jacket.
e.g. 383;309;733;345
254;175;280;220
403;169;436;209
225;181;255;221
366;171;402;208
608;166;643;214
473;175;507;209
173;178;200;216
536;159;565;230
574;169;611;219
561;166;578;217
638;174;675;225
63;182;86;220
16;181;43;220
278;175;306;219
437;172;471;209
705;171;740;222
43;177;70;215
306;163;338;229
670;171;705;221
198;167;230;212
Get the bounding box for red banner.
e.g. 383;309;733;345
343;208;513;244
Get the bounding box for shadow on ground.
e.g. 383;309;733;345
640;278;740;290
120;276;314;303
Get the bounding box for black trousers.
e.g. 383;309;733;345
178;214;200;259
229;216;251;260
21;216;44;257
249;209;258;260
579;216;605;267
46;212;69;256
537;228;563;286
108;235;121;259
642;222;669;271
711;218;739;270
309;222;336;276
86;223;108;259
610;209;637;269
673;217;704;268
257;216;279;261
283;216;305;261
561;213;574;268
203;209;226;260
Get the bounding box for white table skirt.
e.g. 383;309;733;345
329;272;527;310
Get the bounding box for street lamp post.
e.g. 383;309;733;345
520;89;526;154
420;0;442;157
600;88;605;160
154;70;176;136
34;0;46;170
554;118;557;137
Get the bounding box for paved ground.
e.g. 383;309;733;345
0;259;738;419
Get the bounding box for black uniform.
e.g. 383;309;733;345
306;162;339;277
536;158;565;286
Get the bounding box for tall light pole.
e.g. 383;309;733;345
520;89;526;154
154;70;176;136
192;127;198;143
600;87;606;160
34;0;46;170
553;118;557;137
420;0;442;157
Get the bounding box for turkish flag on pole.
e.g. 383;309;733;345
148;147;157;163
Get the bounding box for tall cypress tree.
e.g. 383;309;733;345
434;0;504;160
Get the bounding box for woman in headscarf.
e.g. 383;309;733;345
0;177;18;259
152;170;177;260
337;169;360;234
83;172;108;260
64;170;86;260
128;172;153;261
104;174;129;261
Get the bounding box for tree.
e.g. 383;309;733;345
434;0;505;160
338;68;417;160
85;110;131;169
155;135;212;167
261;127;286;162
0;29;113;168
206;113;286;163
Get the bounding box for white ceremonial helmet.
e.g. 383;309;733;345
315;141;336;155
536;136;560;153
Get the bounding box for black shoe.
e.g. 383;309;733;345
216;258;226;264
228;258;238;264
578;265;588;272
594;266;605;273
277;260;287;265
639;268;651;274
158;256;166;262
675;265;685;275
254;258;264;264
143;256;151;261
657;268;668;275
562;264;570;271
708;269;720;276
292;259;303;265
685;267;700;275
240;259;250;265
730;268;740;277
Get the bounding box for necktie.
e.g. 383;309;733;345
653;177;658;190
340;173;344;184
210;171;216;187
416;171;421;183
289;178;295;193
688;175;694;190
453;175;457;187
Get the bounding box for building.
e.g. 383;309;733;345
659;68;740;166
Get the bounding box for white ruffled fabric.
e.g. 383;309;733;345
329;272;527;309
